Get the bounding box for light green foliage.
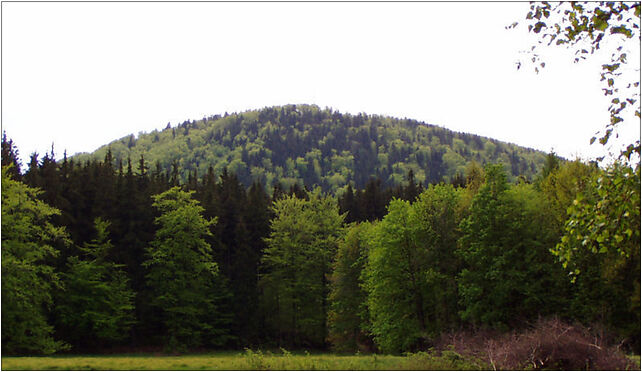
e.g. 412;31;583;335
364;184;462;353
327;222;374;352
261;190;344;347
55;218;136;347
365;199;424;353
143;187;229;351
1;166;68;354
442;149;466;180
411;185;463;331
457;164;566;328
555;162;640;273
538;159;599;227
553;162;640;339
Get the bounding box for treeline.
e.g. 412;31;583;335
1;134;639;356
73;104;549;193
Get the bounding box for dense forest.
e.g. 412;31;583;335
72;105;550;193
1;124;639;356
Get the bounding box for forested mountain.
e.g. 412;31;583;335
73;104;549;193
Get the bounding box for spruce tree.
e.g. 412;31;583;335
1;131;21;179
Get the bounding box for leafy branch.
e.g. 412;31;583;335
509;1;641;162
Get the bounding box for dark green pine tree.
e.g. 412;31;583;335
210;168;256;346
357;178;390;222
243;181;272;343
1;131;21;179
403;170;421;202
23;153;41;189
338;184;359;223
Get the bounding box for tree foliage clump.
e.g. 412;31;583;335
457;164;567;328
364;184;462;353
1;166;68;355
55;218;136;349
553;162;640;346
143;187;231;351
327;222;374;352
261;190;344;348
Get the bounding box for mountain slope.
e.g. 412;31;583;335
73;104;549;193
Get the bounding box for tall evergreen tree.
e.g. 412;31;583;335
1;131;21;179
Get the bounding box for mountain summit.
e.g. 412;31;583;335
74;104;548;192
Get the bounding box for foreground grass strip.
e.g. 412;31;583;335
1;350;487;370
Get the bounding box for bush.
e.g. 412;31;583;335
438;318;633;370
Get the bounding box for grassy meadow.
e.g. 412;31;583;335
1;349;486;370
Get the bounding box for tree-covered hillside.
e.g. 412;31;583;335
74;104;549;192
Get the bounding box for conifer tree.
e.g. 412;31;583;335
1;131;21;179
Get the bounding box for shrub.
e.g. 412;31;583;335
438;318;633;370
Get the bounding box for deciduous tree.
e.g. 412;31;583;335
261;190;344;347
457;164;566;328
55;218;136;349
553;162;640;347
1;166;68;354
143;187;230;351
327;222;374;352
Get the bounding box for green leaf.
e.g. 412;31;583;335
602;63;621;72
533;21;547;33
611;26;633;37
594;18;608;31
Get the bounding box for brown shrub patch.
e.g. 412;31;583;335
436;318;633;370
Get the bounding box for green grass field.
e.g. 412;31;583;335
1;349;486;370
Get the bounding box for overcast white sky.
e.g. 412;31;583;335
2;2;640;167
